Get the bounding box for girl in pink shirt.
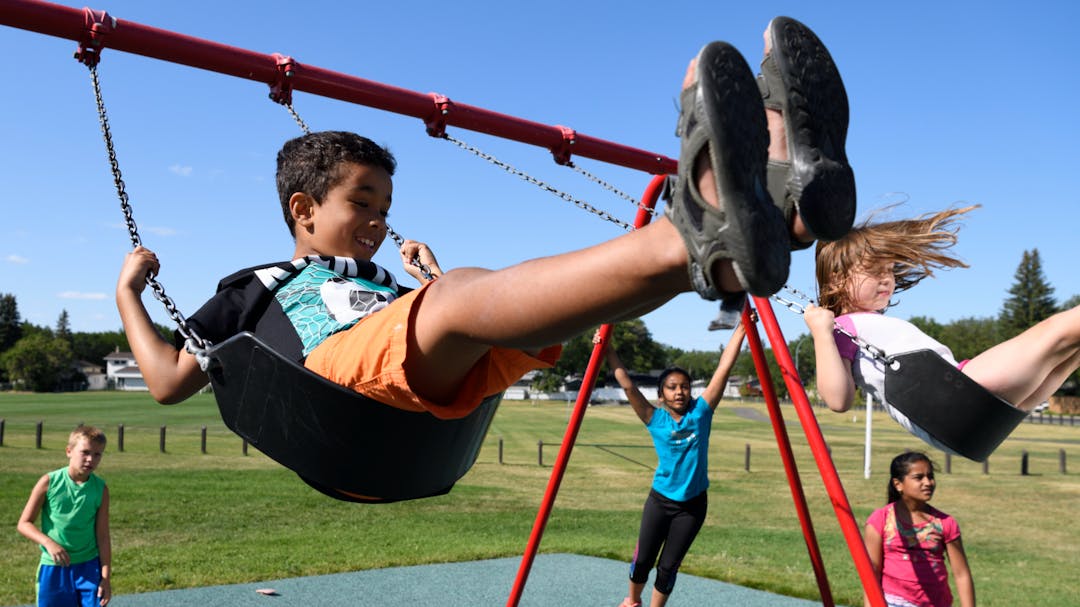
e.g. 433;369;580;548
864;452;974;607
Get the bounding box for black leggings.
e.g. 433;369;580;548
628;488;708;595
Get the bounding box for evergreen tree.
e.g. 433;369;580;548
56;309;72;345
0;293;22;353
999;249;1056;337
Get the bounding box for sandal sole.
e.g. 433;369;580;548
690;42;789;297
767;16;856;241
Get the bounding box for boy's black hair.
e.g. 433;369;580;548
886;450;935;503
656;366;692;391
276;131;397;236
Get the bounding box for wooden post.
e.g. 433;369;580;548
1060;449;1067;474
0;418;5;447
982;459;989;475
159;426;166;453
36;420;43;449
201;426;207;454
1021;450;1029;476
242;439;248;456
117;424;124;452
945;453;952;474
498;437;504;465
744;443;751;472
538;440;544;467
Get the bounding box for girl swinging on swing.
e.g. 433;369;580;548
804;204;1080;452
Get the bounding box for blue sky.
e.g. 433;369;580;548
1;1;1077;353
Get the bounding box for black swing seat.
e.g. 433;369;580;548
203;332;502;503
884;349;1028;462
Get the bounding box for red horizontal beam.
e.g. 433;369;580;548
0;0;678;175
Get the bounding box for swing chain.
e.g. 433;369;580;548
87;64;211;356
773;286;893;366
439;134;636;232
283;103;311;135
566;162;658;219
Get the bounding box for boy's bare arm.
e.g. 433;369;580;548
17;474;68;564
116;247;208;403
398;239;443;284
96;486;112;604
804;305;855;412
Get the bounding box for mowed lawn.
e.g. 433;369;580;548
1;391;1077;606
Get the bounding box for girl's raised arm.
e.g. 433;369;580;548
703;322;747;410
597;330;654;425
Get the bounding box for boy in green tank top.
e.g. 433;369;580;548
17;425;112;607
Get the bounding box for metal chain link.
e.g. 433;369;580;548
88;65;211;363
566;161;659;219
441;134;636;232
283;102;311;135
772;285;893;365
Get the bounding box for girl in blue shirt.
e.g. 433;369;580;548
600;318;748;607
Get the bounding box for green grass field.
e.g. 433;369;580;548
2;391;1077;606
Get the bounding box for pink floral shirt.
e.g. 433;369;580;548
867;502;961;607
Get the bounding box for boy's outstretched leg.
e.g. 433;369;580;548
759;16;856;245
383;43;788;408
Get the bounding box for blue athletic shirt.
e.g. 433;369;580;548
646;396;712;501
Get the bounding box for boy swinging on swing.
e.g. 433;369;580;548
117;17;855;422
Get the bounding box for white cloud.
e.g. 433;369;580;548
5;254;28;264
146;226;178;237
58;291;107;300
169;164;193;177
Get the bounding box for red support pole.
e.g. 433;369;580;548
505;175;666;607
0;0;677;176
741;305;835;607
751;297;887;607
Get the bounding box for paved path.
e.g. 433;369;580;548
43;554;833;607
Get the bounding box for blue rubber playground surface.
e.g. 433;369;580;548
34;554;835;606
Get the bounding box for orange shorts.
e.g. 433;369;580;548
304;281;562;419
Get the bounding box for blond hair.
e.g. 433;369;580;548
68;425;107;448
815;205;977;315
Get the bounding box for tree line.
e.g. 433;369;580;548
0;295;169;392
3;249;1076;396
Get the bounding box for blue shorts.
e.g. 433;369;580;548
36;558;101;607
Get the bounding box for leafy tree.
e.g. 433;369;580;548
0;293;21;353
1061;294;1080;312
71;330;131;366
1000;249;1056;338
1;333;74;392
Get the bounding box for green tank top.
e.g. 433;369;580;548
40;467;104;565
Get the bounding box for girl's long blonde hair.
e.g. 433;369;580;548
815;205;977;315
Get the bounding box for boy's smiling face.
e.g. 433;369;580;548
291;161;393;261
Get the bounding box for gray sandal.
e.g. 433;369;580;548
666;41;789;300
759;16;856;244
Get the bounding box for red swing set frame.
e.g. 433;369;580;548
0;2;887;605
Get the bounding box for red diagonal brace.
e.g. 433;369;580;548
74;7;114;67
269;53;298;105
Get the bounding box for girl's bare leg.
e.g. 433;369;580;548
962;305;1080;410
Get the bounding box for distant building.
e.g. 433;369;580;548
74;359;106;391
104;349;147;391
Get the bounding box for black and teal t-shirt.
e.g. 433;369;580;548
177;256;409;362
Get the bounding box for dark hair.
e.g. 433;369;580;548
886;451;935;503
276;131;397;236
656;366;692;391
